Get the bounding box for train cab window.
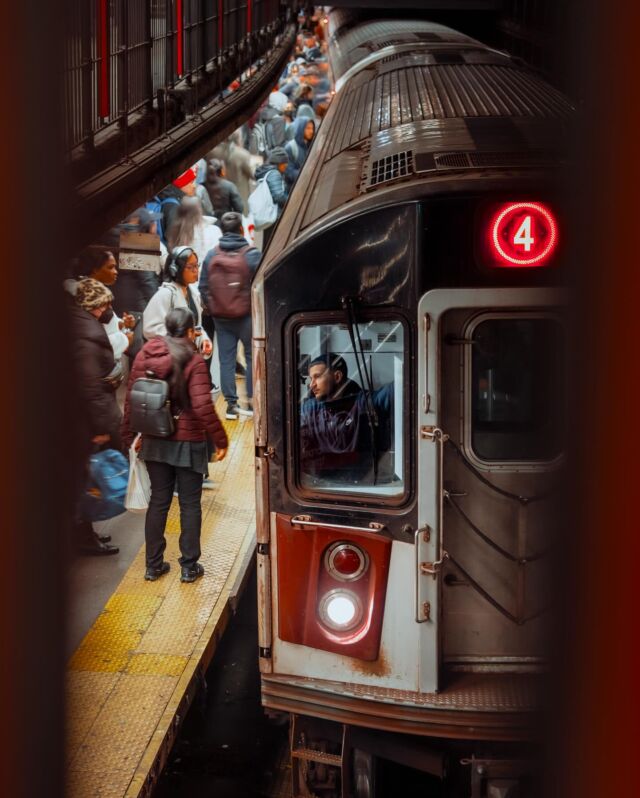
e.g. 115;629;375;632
296;320;405;496
469;316;563;463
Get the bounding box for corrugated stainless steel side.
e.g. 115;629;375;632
330;20;478;81
324;63;573;162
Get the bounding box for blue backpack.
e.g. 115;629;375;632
80;449;129;522
145;195;179;246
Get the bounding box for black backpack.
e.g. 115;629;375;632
129;373;179;437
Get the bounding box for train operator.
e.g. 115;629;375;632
300;353;393;485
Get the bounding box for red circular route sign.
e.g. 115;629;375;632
489;202;558;267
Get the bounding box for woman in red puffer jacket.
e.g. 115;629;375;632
122;308;228;583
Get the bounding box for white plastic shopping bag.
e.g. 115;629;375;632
242;211;256;246
248;178;277;230
125;435;151;512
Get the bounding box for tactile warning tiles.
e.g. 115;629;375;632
65;671;120;761
67;399;256;798
67;767;134;798
67;674;178;796
126;653;188;677
69;593;163;673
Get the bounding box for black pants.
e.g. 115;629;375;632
145;461;203;569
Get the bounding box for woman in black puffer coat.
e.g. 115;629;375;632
70;278;123;555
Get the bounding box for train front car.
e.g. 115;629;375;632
252;14;570;797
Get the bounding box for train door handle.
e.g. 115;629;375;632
415;426;450;622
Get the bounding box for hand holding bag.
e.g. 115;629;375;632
125;435;151;512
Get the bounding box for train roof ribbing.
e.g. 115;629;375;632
265;18;573;264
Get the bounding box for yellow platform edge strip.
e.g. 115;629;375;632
124;521;256;797
67;396;257;798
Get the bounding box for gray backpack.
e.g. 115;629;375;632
129;375;178;437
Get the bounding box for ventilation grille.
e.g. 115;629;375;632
433;151;562;170
380;52;409;65
434;152;470;169
369;150;414;187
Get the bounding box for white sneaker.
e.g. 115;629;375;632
238;400;254;418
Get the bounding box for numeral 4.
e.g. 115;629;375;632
513;215;534;252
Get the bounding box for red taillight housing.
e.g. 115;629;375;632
325;542;369;581
276;515;392;661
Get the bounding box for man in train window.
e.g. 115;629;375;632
299;353;394;486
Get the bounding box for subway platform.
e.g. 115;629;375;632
65;403;256;798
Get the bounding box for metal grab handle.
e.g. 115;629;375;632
415;528;428;623
416;427;450;622
290;515;386;535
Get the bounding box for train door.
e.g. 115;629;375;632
417;288;562;692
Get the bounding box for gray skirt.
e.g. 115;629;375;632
141;437;210;475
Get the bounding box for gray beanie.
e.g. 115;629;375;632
268;147;289;165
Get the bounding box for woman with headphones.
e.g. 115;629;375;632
122;307;228;582
142;246;212;359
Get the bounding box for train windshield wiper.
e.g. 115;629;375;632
341;296;379;484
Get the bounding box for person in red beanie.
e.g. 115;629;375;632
173;167;197;194
155;167;198;247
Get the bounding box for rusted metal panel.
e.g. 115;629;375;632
253;335;267;446
254;455;269;544
257;549;273;671
262;671;540;741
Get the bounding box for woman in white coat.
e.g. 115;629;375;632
142;247;212;360
142;246;217;488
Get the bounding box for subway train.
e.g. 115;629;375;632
252;11;570;797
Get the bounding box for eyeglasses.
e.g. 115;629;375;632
183;263;199;271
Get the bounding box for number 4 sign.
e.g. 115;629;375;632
489;202;558;267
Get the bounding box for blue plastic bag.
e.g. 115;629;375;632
79;449;129;522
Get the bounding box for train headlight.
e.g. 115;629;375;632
318;589;363;631
324;542;369;581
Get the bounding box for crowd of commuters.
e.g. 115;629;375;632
67;10;330;581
